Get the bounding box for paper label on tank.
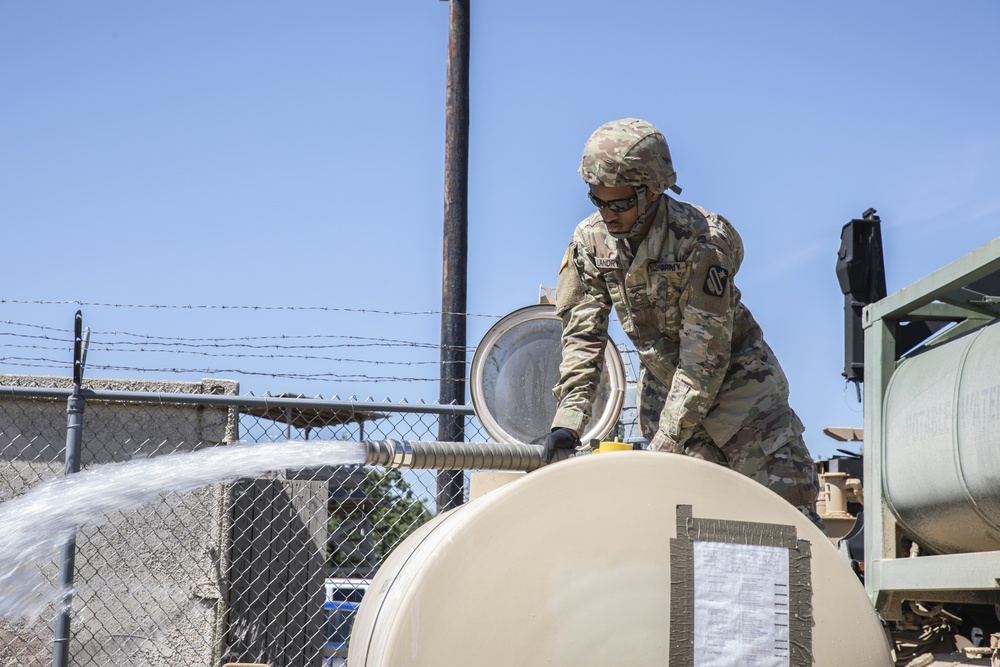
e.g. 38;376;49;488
692;541;789;666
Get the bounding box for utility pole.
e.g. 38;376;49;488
437;0;470;512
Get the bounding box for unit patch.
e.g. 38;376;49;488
702;265;730;297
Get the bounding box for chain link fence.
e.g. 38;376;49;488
0;372;640;667
0;376;486;667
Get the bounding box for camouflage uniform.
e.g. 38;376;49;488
551;120;818;512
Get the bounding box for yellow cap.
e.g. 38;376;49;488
594;437;632;454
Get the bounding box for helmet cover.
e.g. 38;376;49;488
579;118;679;194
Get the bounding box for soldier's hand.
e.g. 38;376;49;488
543;428;580;463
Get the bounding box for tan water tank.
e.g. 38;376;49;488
349;452;891;666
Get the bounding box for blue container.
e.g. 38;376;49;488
325;600;361;650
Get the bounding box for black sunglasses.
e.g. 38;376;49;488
588;191;638;213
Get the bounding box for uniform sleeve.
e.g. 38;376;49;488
657;242;737;443
550;241;612;435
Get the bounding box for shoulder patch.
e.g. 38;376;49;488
559;246;571;274
702;265;730;297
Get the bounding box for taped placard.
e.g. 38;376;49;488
669;505;813;667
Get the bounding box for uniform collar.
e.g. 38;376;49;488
630;196;672;268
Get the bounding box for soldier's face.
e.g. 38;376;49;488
590;184;642;235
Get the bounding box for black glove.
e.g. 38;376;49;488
543;428;580;463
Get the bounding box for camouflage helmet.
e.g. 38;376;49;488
579;118;680;194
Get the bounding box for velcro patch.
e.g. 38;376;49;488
650;262;685;273
595;257;622;270
559;247;571;274
702;265;730;297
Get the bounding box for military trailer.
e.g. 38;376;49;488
835;215;1000;664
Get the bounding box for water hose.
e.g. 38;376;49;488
360;439;579;471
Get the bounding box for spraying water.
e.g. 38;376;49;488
0;439;367;623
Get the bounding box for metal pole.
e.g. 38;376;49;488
53;311;86;667
437;0;470;512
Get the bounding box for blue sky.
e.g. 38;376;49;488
2;1;998;460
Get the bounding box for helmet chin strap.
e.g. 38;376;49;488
608;187;658;240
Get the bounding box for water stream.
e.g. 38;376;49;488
0;439;367;622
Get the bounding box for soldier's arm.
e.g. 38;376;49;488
550;241;612;435
655;242;737;445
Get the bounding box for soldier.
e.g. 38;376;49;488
546;118;820;523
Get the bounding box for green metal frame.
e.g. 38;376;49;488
864;237;1000;618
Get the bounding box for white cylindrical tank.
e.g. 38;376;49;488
349;452;891;666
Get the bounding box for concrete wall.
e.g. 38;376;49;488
0;375;239;465
1;374;331;666
224;479;327;666
0;376;239;666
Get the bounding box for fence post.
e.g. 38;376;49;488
53;311;87;667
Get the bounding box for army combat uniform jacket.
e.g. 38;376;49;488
551;196;816;506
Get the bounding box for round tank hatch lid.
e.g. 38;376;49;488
469;303;626;445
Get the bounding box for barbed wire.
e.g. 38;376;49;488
0;300;502;318
0;357;467;383
0;322;477;351
0;317;477;385
0;343;464;366
0;304;639;388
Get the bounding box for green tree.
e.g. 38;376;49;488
328;467;432;573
